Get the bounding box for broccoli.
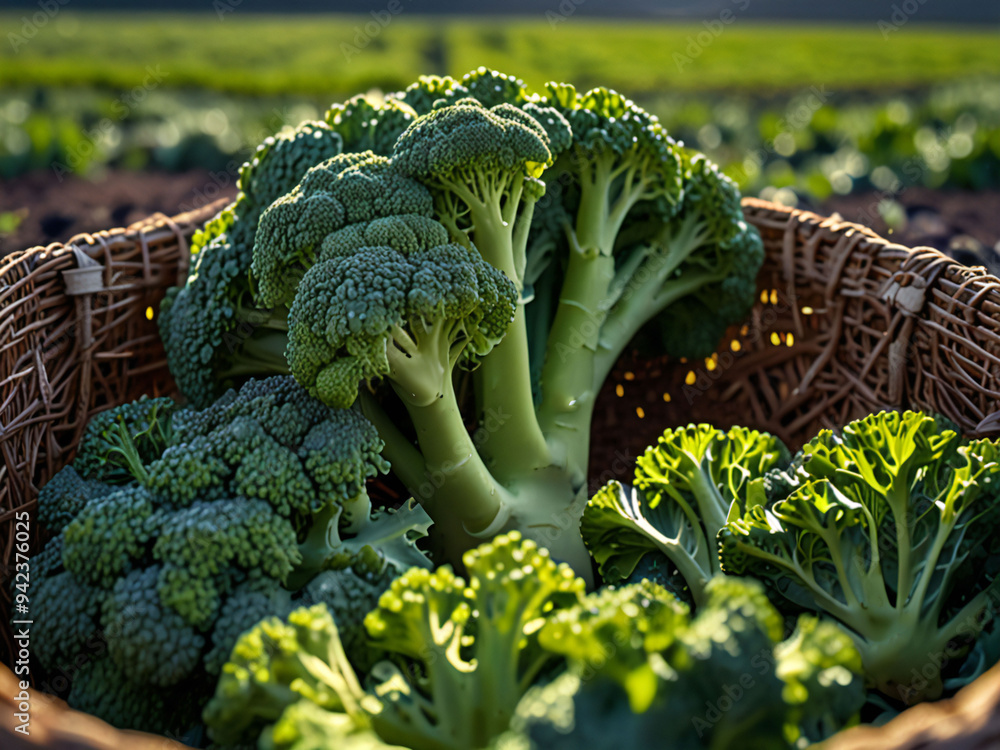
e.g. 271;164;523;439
720;411;1000;704
62;485;159;588
204;603;385;748
36;464;113;533
507;577;865;750
325;94;418;156
581;424;789;605
364;531;586;750
160;121;343;406
72;396;178;484
161;70;762;581
28;376;430;736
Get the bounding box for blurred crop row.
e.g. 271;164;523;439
2;77;998;204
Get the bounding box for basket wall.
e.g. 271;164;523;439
1;197;999;737
0;199;228;663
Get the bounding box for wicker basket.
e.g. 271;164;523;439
2;197;999;746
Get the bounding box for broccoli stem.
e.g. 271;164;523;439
535;245;614;484
219;329;291;379
358;390;427;492
534;155;659;478
392;368;511;538
593;264;729;390
458;197;552;480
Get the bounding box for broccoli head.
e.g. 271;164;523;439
287;215;517;409
252;151;435;308
364;531;586;750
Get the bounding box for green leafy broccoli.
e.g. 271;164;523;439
507;577;865;750
364;531;586;750
720;410;1000;704
582;423;789;604
204;603;386;748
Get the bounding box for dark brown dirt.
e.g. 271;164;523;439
819;187;1000;276
0;169;239;256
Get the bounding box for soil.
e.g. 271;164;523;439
0;169;239;257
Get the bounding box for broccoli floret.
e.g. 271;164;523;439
30;570;106;669
204;604;377;747
253;152;435;308
325;94;418;155
364;531;586;750
73;396;178;484
582;424;789;603
720;411;1000;704
36;464;114;533
160;121;342;406
62;485;159;588
518;577;865;750
102;565;205;687
154;497;302;628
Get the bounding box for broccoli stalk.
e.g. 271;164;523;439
392;98;557;479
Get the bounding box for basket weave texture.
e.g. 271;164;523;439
1;197;999;746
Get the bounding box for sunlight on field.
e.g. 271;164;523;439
1;13;997;96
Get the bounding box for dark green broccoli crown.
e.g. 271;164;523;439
154;497;302;627
238;120;344;211
392;98;553;184
324;95;418;155
252;151;435;307
151;376;388;517
73;396;177;485
62;485;159;588
287;230;517;408
544;83;682;209
460;67;529;107
102;565;205;687
545;83;665;157
205;573;296;675
30;569;106;668
390;74;469;115
36;464;114;533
